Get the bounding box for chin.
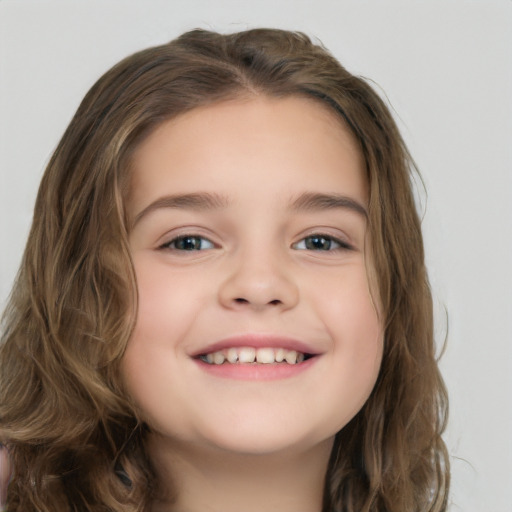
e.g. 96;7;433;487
210;434;301;456
194;418;333;458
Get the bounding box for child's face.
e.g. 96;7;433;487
123;96;383;457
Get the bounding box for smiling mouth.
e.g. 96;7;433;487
198;347;314;365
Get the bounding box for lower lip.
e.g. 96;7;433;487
193;356;318;381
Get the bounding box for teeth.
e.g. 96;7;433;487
201;347;308;365
256;348;275;364
213;352;225;365
226;347;238;363
275;348;286;363
238;347;256;363
285;350;298;364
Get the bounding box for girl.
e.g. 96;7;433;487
0;28;449;512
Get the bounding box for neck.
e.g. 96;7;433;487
148;435;333;512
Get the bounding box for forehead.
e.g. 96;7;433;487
128;95;366;217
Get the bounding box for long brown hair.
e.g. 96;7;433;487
0;28;449;511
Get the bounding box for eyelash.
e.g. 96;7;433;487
160;235;215;251
159;234;353;252
292;234;353;252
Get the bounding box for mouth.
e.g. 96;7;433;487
190;335;321;380
197;347;315;365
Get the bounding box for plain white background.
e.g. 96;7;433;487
1;1;511;510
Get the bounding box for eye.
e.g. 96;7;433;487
292;234;351;251
161;235;215;251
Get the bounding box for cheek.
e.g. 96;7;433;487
132;255;206;339
121;258;203;419
313;265;383;416
317;263;382;342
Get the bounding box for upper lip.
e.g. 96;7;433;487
189;334;323;358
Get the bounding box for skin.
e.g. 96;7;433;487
123;95;383;512
0;446;9;507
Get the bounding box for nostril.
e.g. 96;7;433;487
232;297;282;306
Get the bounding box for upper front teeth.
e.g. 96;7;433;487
203;347;306;365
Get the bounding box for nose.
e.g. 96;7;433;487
218;249;299;311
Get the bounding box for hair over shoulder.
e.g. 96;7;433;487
0;28;449;512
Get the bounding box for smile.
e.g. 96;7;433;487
191;335;322;380
198;347;312;365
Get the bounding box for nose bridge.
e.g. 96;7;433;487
218;237;299;310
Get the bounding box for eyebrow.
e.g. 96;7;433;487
132;190;367;228
290;192;368;218
132;192;229;227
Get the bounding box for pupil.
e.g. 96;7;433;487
307;236;330;250
179;237;201;250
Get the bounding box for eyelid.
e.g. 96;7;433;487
162;236;215;251
292;231;354;251
157;229;218;251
